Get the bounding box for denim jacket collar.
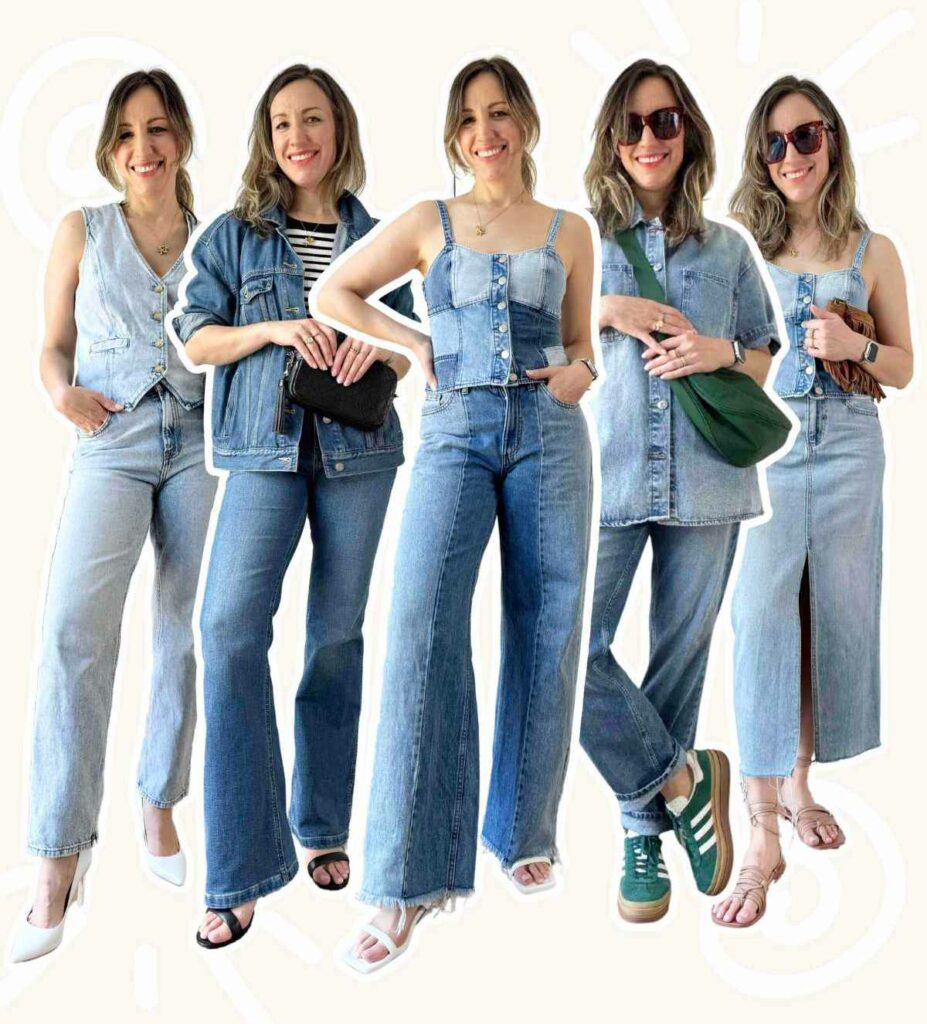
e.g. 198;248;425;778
262;192;373;260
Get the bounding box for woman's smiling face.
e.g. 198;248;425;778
456;70;523;184
270;78;337;192
111;85;179;199
615;75;685;200
766;91;831;206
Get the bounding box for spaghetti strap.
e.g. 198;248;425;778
545;209;564;247
435;200;454;245
852;229;872;270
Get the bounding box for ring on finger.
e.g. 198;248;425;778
653;318;664;331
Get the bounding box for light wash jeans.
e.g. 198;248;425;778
200;422;396;908
579;522;739;835
28;387;216;856
359;384;592;909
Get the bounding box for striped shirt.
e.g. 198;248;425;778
284;217;338;308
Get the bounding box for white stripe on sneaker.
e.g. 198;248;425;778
690;801;712;827
698;833;717;855
694;818;713;842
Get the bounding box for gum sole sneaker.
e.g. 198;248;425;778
667;749;733;896
617;835;671;924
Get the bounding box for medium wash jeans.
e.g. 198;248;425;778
28;387;216;856
200;423;396;907
359;384;592;909
579;522;739;835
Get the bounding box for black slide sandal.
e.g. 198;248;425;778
306;851;351;891
195;907;254;950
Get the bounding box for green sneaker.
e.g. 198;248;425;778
617;835;671;923
666;749;733;896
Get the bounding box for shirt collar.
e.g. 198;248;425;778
263;191;370;237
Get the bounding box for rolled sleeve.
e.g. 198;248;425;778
735;255;780;354
172;225;237;344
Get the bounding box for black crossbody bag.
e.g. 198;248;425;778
274;333;398;433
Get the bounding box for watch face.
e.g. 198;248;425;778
864;341;879;363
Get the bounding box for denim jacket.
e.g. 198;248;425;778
594;206;779;526
170;193;415;476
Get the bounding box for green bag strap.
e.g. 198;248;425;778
614;228;669;327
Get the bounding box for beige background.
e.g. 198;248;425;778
1;1;924;1020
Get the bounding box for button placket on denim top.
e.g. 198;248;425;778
595;208;779;527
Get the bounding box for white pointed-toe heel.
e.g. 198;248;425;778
9;848;92;963
144;847;186;887
141;802;187;887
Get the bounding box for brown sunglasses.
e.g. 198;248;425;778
765;120;828;164
616;106;683;145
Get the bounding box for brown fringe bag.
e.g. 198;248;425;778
823;299;886;401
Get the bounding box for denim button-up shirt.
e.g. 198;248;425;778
595;210;779;527
170;193;415;476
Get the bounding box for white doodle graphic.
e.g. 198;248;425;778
0;37;204;249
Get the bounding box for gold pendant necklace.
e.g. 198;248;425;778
472;188;526;236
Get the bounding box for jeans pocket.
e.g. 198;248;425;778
76;412;114;439
842;396;879;418
540;382;580;410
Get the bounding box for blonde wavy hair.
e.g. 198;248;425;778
234;65;365;233
585;59;714;245
444;57;540;194
730;76;866;260
96;69;195;215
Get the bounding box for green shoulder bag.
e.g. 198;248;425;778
614;229;790;468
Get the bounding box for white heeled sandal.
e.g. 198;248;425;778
342;906;427;975
9;848;92;963
141;802;186;887
508;856;556;894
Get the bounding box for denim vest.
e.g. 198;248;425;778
595;210;779;527
423;200;569;392
769;231;872;399
75;203;204;410
171;193;415;476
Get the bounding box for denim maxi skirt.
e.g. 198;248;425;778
732;393;884;775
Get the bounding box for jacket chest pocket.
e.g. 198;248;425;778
239;276;281;324
601;264;637;299
681;269;735;339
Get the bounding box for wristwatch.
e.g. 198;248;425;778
860;340;879;364
730;340;746;366
574;358;599;381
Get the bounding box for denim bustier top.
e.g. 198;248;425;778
423;200;569;392
75;203;204;410
769;230;872;398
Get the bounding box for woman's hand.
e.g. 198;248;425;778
263;318;337;369
525;361;594;405
802;304;867;362
600;295;694;356
408;332;437;391
52;384;123;432
643;331;735;379
330;337;392;386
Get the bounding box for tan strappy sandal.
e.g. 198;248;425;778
713;799;785;930
777;756;846;851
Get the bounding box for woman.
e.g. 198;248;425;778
172;64;414;950
11;70;215;963
317;56;595;971
714;77;913;928
577;59;779;925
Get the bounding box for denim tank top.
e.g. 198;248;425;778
423;200;569;392
768;230;871;398
74;203;205;410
